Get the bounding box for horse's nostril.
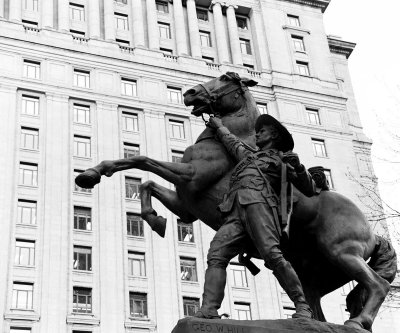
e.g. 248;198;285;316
184;88;196;96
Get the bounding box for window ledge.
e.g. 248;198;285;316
232;286;250;292
178;241;196;248
18;185;38;189
313;155;329;159
295;50;307;55
16;223;38;229
66;313;100;326
127;235;145;241
282;25;311;35
73;229;93;234
125;318;156;330
73;122;92;127
14;264;35;270
128;276;148;281
125;198;141;202
73;190;92;195
181;280;200;286
73;270;93;275
73;156;92;161
20;114;40;119
20;148;39;153
122;130;140;134
4;310;40;322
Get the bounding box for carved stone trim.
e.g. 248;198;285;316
124;319;157;330
277;0;330;13
327;36;356;59
66;314;100;326
4;311;40;322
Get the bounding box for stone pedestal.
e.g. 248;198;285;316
172;317;369;333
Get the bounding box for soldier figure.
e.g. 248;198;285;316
195;114;316;320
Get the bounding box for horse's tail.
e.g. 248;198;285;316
346;235;397;319
368;235;397;283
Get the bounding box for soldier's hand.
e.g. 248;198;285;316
207;116;223;130
281;152;302;171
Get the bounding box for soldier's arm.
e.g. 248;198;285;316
289;164;316;197
215;126;252;162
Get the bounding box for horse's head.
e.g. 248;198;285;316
184;72;258;118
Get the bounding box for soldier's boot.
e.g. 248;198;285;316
273;261;313;319
194;267;226;319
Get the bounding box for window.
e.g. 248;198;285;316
73;136;91;158
292;35;305;52
122;112;139;132
239;39;251;55
116;38;130;45
121;78;137;96
23;60;40;79
257;104;268;115
22;19;38;27
296;61;310;76
169;120;185;139
172;150;184;163
24;0;38;11
128;252;146;277
129;292;147;318
160;47;173;55
244;64;254;70
70;29;85;37
17;200;37;225
156;1;168;13
73;69;90;88
234;303;251;320
15;240;35;266
73;104;90;124
287;14;300;27
180;257;197;282
125;177;141;199
183;297;199;317
20;127;39;150
12;283;33;310
74;206;92;231
236;17;248;30
21;95;39;116
312;139;327;157
230;263;248;288
177;220;194;242
10;328;32;333
70;3;85;21
167;87;183;104
115;13;129;30
19;163;38;187
74;170;92;193
324;169;334;189
73;287;92;313
127;213;144;237
306;108;320;125
196;8;208;22
282;306;295;318
199;31;211;47
158;22;171;39
124;143;140;159
73;246;92;271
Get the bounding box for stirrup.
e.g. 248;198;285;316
292;303;313;319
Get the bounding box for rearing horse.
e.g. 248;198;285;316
76;72;396;331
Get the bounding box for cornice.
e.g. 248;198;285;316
277;0;330;13
327;36;356;59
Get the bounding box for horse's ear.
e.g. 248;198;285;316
242;78;258;87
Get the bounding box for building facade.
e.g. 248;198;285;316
0;0;399;332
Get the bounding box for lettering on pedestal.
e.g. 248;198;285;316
191;323;246;333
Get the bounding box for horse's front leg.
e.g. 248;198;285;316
140;180;196;238
75;156;194;188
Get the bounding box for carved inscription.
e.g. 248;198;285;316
191;323;246;333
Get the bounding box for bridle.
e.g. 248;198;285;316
199;78;249;125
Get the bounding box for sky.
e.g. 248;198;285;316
323;1;400;232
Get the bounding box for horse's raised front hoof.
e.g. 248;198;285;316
344;319;367;331
75;168;101;189
152;216;167;238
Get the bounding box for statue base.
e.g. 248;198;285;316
172;317;369;333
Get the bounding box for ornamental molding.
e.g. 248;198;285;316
327;36;356;59
277;0;330;13
4;311;40;322
66;314;100;326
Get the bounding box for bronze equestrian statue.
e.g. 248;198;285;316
75;72;397;331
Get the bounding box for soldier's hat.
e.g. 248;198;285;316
255;114;294;152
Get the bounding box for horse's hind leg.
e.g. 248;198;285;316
140;180;196;238
334;252;390;331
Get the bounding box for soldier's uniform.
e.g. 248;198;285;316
196;118;316;319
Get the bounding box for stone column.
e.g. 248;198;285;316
173;0;188;55
131;0;145;47
9;0;22;22
186;0;201;58
146;0;159;49
0;0;5;18
104;0;115;40
89;0;101;38
58;0;69;31
211;0;229;63
226;5;242;65
42;0;54;28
